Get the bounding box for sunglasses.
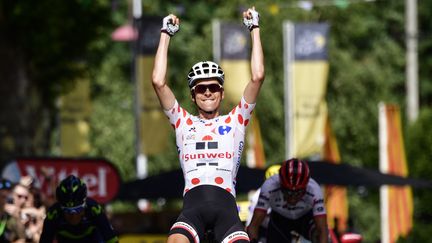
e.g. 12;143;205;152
191;83;223;94
281;188;306;198
62;202;86;214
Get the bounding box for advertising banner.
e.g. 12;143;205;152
214;20;265;167
283;22;329;159
379;103;413;243
136;16;171;155
1;157;121;204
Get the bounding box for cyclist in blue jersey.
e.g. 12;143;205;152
39;175;118;243
152;6;264;243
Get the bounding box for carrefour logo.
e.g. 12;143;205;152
218;125;232;135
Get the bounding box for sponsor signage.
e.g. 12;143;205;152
1;157;121;204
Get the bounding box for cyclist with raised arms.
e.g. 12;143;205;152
247;159;328;243
39;175;118;243
152;6;264;243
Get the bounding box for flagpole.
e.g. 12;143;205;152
132;0;148;179
379;102;390;243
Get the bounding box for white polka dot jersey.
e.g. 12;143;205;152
164;97;255;197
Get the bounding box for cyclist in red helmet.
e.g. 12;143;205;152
247;159;329;243
152;6;264;243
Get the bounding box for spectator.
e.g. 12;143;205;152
5;183;30;219
0;178;26;242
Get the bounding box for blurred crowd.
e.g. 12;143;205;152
0;176;53;243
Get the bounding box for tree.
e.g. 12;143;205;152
0;0;113;164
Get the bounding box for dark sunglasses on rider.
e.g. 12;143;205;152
191;83;223;94
281;188;306;198
61;202;86;214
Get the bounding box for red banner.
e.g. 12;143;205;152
1;157;121;204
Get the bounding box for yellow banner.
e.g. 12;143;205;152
136;56;171;155
290;61;329;158
60;78;91;156
220;60;250;105
381;104;413;243
323;117;348;233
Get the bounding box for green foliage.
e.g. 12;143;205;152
88;43;136;181
3;0;432;240
1;0;113;106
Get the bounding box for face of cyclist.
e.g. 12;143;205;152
281;188;306;205
63;210;85;225
191;79;224;117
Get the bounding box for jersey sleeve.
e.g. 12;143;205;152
163;100;190;130
310;180;327;217
229;97;256;132
255;178;273;212
90;204;119;243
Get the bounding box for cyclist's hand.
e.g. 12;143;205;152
243;6;259;31
161;14;180;36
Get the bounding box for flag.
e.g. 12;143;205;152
323;116;348;233
283;22;330;159
60;78;91;156
379;103;413;243
216;21;250;104
214;21;266;168
136;17;171;155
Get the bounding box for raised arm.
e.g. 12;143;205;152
152;14;179;110
242;6;265;104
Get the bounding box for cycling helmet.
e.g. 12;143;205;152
187;61;224;88
56;175;87;208
279;158;310;191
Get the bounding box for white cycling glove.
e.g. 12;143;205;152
243;8;259;31
161;15;179;36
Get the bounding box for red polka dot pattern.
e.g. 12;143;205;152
191;178;200;185
231;107;236;115
202;135;213;141
186;118;193;125
238;114;244;125
215;177;224;184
